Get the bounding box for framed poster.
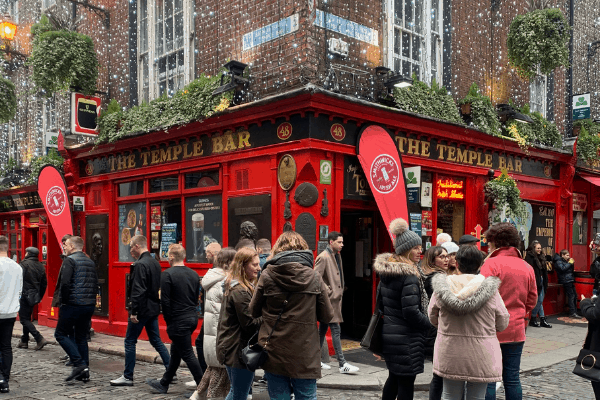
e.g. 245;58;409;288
160;223;177;260
319;225;329;240
118;202;146;262
185;194;223;263
151;205;162;230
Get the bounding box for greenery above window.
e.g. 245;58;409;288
574;119;600;164
393;74;463;125
28;15;98;95
485;171;527;220
507;8;570;79
0;77;17;123
503;103;562;150
26;149;64;185
97;73;233;143
459;83;502;137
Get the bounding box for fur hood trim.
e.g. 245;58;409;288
373;253;420;277
432;273;501;315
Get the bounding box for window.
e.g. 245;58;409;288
387;0;443;84
42;0;55;10
119;180;144;197
149;175;179;193
530;74;547;117
185;170;219;189
118;202;147;262
138;0;194;103
43;96;57;133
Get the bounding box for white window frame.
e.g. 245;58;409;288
138;0;194;103
385;0;443;84
42;0;56;11
529;74;547;118
9;0;18;23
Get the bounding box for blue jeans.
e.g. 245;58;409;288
123;315;170;380
265;371;317;400
442;379;487;400
485;342;524;400
54;304;95;367
531;286;545;318
225;365;254;400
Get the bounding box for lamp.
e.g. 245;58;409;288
496;104;533;124
385;74;413;89
212;60;249;99
0;16;16;41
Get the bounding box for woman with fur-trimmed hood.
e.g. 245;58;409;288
428;245;509;399
373;218;432;400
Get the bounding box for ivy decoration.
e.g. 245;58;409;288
503;102;562;150
26;149;64;185
393;73;464;125
485;170;527;220
0;77;17;123
507;8;570;79
574;119;600;164
459;83;502;137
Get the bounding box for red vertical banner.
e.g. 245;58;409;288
356;125;409;241
37;166;74;248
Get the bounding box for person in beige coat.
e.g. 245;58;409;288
315;231;359;374
428;245;509;400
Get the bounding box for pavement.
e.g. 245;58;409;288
12;313;588;393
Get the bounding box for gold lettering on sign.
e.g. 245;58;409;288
395;137;408;153
183;143;194;159
447;147;456;162
456;148;468;164
141;152;150;166
223;132;237;152
437;144;447;160
407;138;419;155
128;154;135;169
238;131;251;149
151;149;160;165
159;148;172;163
485;154;493;167
193;140;203;156
172;145;183;160
421;141;430;157
117;155;127;171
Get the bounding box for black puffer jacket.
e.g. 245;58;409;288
59;251;98;306
591;256;600;293
580;297;600;353
128;252;162;319
374;253;432;376
525;251;548;294
553;253;575;284
20;254;47;305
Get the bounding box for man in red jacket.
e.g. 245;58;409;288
479;223;537;400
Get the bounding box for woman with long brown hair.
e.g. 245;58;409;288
525;240;551;328
216;247;262;400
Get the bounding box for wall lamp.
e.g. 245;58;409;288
212;60;249;104
496;104;533;124
375;66;412;95
0;14;28;62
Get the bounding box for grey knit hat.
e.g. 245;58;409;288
389;218;422;255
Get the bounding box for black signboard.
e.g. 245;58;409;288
185;194;223;263
0;192;43;212
228;194;271;247
343;157;374;200
78;101;98;130
528;203;555;256
296;212;317;250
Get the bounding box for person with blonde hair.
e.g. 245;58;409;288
250;231;333;399
216;247;262;400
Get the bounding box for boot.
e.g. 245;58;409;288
529;317;539;327
16;341;28;349
540;317;552;328
34;338;51;351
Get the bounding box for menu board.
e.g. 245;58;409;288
529;203;555;256
160;223;178;260
185;195;223;263
118;202;146;262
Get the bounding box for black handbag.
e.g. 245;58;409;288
360;284;383;355
25;289;41;307
573;329;600;382
242;292;291;371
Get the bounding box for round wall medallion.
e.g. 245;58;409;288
277;122;293;140
294;182;319;207
331;123;346;141
277;154;297;191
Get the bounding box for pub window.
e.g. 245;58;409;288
42;0;55;10
149;199;182;260
184;194;223;263
118;202;147;262
530;74;547;118
184;170;219;189
119;180;144;197
6;218;21;262
436;176;465;241
149;175;179;193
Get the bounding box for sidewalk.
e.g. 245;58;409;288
13;314;587;392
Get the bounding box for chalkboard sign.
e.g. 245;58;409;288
528;203;555;256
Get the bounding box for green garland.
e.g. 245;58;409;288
0;77;17;123
28;17;98;95
26;149;64;185
459;83;502;137
574;119;600;163
97;73;232;143
485;172;526;219
507;8;570;79
393;74;463;125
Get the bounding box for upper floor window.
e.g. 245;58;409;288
387;0;443;84
530;74;546;118
42;0;56;10
138;0;194;103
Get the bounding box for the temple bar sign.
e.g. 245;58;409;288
71;93;101;136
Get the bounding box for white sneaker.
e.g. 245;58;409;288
189;391;201;400
321;362;331;370
110;375;133;386
185;380;197;388
339;363;359;374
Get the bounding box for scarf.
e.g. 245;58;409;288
264;250;314;269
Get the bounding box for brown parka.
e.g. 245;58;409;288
250;250;334;379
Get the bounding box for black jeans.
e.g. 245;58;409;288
19;301;43;343
54;304;95;367
0;318;16;381
592;381;600;399
194;322;207;372
161;316;203;386
429;373;443;400
564;282;578;315
382;372;416;400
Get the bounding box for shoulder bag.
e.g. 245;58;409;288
360;283;383;355
242;292;291;371
573;327;600;382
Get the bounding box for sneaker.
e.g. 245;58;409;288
59;354;70;361
76;370;90;383
35;338;51;351
189;391;201;400
257;378;267;384
16;341;28;349
0;379;8;393
146;378;168;394
185;380;197;388
570;313;583;319
66;365;89;382
339;363;359;374
321;362;331;370
110;375;134;386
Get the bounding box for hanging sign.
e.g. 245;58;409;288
320;160;332;184
73;196;85;212
37;166;74;248
71;92;101;136
573;193;588;212
356;125;409;240
573;93;591;121
45;131;58;148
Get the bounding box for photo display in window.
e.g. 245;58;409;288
185;194;222;263
118;202;146;262
150;199;182;261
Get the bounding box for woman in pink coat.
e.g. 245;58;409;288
428;245;509;400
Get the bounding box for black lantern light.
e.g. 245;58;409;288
212;60;249;104
496;104;533;124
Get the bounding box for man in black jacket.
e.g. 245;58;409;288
53;236;98;382
16;247;49;350
110;235;171;386
553;250;580;318
146;244;202;394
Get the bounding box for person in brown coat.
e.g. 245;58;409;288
250;231;334;399
315;231;359;374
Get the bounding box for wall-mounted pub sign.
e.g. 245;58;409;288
71;93;101;136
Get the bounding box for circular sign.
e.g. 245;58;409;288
543;164;552;178
370;154;400;194
85;163;94;176
277;154;297;191
46;186;67;216
277;122;293;140
330;123;346;141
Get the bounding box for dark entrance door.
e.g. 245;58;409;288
86;214;109;316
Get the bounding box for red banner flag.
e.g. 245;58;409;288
356;125;409;240
37;165;74;248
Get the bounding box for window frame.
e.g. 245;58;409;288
41;0;56;11
529;73;547;118
182;165;223;195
